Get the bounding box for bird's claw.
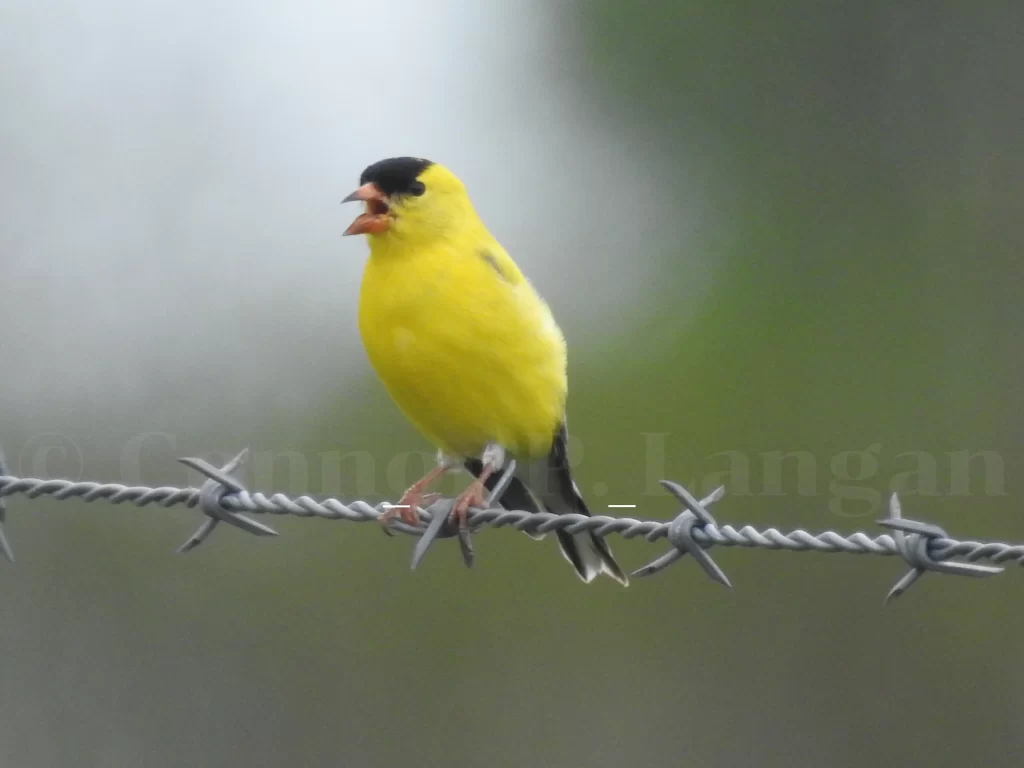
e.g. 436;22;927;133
450;484;487;533
379;491;443;536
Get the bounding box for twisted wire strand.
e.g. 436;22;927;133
1;472;1021;567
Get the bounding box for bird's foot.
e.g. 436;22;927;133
450;480;489;533
379;459;454;535
451;453;500;532
380;490;442;535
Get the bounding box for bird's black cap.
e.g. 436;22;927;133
359;157;434;196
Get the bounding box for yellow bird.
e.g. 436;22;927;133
343;157;627;585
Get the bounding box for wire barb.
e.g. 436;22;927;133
176;449;278;553
631;482;729;585
877;493;1003;604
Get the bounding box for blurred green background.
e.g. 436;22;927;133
2;1;1023;766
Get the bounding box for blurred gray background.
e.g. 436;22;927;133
2;1;1023;766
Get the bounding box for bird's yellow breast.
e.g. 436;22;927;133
358;237;567;459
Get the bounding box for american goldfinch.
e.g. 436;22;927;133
343;157;627;585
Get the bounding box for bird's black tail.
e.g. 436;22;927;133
465;422;628;586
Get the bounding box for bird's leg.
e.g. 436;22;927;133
380;452;456;533
451;444;506;533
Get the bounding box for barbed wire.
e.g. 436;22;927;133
0;447;1019;603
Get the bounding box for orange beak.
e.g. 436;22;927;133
342;183;391;236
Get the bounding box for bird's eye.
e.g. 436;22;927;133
409;180;426;196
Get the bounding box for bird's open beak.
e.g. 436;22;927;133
342;183;391;236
